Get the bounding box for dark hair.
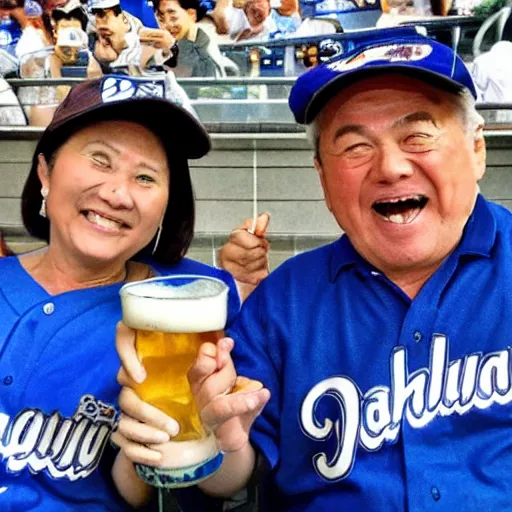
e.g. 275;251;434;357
0;0;24;8
91;5;122;17
51;7;88;31
153;0;207;22
21;124;195;265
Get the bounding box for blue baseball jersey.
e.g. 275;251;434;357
0;256;239;511
228;194;512;511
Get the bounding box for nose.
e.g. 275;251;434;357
374;143;415;184
98;181;134;210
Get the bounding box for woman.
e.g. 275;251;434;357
0;75;239;510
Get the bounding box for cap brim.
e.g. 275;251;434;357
40;97;210;160
304;64;466;124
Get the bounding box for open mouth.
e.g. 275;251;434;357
372;194;428;224
82;210;129;231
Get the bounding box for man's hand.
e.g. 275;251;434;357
94;37;118;63
188;337;270;453
218;213;270;301
139;28;175;55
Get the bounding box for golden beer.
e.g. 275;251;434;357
120;275;228;488
133;329;222;441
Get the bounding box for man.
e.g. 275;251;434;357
471;40;512;103
89;0;173;73
117;30;512;510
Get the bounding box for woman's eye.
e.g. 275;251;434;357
137;174;156;184
91;153;110;167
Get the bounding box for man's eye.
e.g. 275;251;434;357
403;134;435;151
343;143;372;157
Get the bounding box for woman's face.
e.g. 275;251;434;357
38;120;170;268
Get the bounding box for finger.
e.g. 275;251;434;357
201;388;270;428
227;230;267;251
111;432;163;466
116;413;171;444
216;337;234;371
187;342;218;395
194;353;238;409
230;255;269;273
116;322;146;384
221;244;269;267
118;387;179;437
254;212;270;237
117;366;138;388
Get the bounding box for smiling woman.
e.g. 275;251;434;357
0;76;240;511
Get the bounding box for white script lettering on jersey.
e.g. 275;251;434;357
0;395;118;481
300;335;512;481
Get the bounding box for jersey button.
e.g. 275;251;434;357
413;331;422;343
3;376;13;385
431;486;441;501
43;302;55;315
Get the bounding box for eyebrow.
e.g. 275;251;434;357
333;124;369;141
332;111;439;143
393;111;438;129
84;140;163;174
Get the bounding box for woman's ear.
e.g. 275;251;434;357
37;153;50;189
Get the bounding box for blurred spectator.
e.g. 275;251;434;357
0;75;26;123
225;0;300;41
1;0;51;60
152;0;226;77
89;0;174;73
0;0;25;58
471;41;512;103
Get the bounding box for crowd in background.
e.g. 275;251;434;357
0;0;511;127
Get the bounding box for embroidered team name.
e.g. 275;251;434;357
300;335;512;480
0;395;118;481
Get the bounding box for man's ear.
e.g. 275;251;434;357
314;156;332;213
473;119;486;181
37;153;50;189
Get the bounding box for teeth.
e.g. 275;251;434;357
86;212;123;231
389;214;406;224
377;195;422;205
383;209;421;225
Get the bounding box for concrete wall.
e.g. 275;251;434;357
1;131;512;271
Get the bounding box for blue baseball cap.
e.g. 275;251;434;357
289;32;477;125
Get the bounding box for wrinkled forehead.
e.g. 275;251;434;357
319;73;452;120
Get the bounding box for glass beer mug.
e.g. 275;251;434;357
120;275;229;488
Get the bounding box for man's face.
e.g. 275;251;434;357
245;0;270;27
156;0;194;40
94;8;127;53
315;74;486;281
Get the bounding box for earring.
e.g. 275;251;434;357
39;188;48;218
152;223;163;255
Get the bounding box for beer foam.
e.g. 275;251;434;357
157;432;219;469
120;277;228;332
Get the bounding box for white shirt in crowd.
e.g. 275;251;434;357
471;41;512;103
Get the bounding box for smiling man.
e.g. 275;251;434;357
162;30;512;511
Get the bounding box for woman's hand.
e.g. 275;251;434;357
113;322;179;466
188;337;270;453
